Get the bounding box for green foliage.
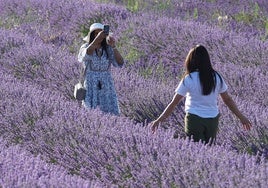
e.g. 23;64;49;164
234;2;262;25
233;2;268;40
193;7;198;19
253;2;260;19
96;0;173;12
125;47;140;65
234;11;255;24
185;7;199;20
139;63;166;80
231;125;268;160
263;19;268;40
122;165;133;180
49;158;58;164
152;0;172;11
126;0;139;12
96;0;140;12
69;167;81;176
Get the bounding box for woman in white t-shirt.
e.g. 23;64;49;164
150;45;252;144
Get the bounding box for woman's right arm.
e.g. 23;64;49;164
86;31;107;55
86;43;98;55
220;91;252;130
151;94;184;133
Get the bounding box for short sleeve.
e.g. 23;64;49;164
175;79;188;96
78;43;91;63
219;78;228;93
215;73;228;93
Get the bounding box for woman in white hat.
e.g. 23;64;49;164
78;23;124;115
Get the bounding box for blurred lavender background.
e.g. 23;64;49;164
0;0;267;187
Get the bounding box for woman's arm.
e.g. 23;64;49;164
151;94;184;133
112;47;124;65
107;35;124;65
86;31;107;55
220;91;252;130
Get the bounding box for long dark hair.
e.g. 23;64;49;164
183;45;223;95
89;31;109;58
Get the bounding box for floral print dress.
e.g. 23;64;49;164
78;43;123;115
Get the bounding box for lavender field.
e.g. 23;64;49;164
0;0;268;187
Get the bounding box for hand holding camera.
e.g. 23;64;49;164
106;34;116;47
104;26;116;47
94;24;116;47
94;25;109;43
103;24;116;47
103;25;109;35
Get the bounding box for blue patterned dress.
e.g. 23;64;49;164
78;43;123;115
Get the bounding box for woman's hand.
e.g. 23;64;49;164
149;94;183;135
106;34;116;47
94;31;107;44
150;120;160;134
220;92;252;131
239;115;252;131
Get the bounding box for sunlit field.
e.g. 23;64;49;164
0;0;267;187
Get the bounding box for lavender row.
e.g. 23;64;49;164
0;23;267;158
0;74;267;187
0;0;267;186
0;0;130;49
0;67;267;187
0;137;103;188
26;113;268;187
124;13;268;77
1;18;267;112
0;0;267;156
0;27;185;124
111;0;268;38
0;28;79;99
112;67;268;157
1;0;267;81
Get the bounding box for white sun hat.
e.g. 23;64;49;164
83;23;104;42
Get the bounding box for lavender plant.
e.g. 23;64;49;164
123;13;268;79
0;137;103;187
0;0;268;187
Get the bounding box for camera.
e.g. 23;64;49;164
103;25;109;35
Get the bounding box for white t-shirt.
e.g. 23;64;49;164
176;72;227;118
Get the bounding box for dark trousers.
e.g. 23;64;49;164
184;113;220;144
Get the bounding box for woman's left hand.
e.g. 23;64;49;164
150;120;160;134
106;35;116;47
239;115;252;131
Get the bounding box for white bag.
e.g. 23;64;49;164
74;82;86;100
74;62;89;101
